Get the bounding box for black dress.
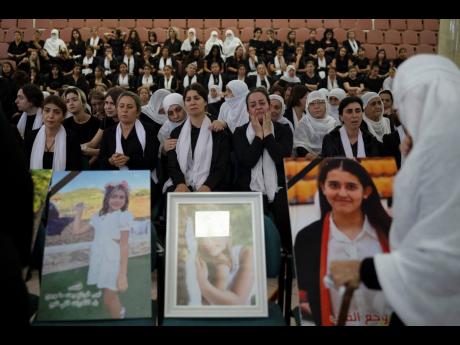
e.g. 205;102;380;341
363;76;384;93
98;122;159;171
167;116;230;191
63;116;101;145
321;126;383;157
24;128;83;170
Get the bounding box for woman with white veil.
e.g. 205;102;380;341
222;30;245;60
44;29;67;58
293;90;338;158
205;30;224;57
330;54;460;326
361;91;393;142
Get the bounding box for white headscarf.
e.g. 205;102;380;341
17;108;43;138
141;88;171;125
30;125;67;171
293;90;338;155
44;29;66;58
246;121;279;202
361;92;392;142
207;85;221;104
158;93;186;148
281;65;301;84
180;28;197;52
115;120;146;170
269;94;293;133
217;80;249;133
223;30;245;59
374;54;460;326
163;116;213;192
328;88;347;122
205;31;224;56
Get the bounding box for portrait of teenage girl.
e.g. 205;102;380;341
294;158;392;326
71;181;133;319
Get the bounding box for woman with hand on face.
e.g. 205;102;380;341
232;87;293;247
25;95;82;171
294;90;338;159
98;91;159;171
164;83;230;193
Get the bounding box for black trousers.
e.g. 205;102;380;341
263;189;293;252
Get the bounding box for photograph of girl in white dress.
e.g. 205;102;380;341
37;171;151;321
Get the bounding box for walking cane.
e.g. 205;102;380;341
336;284;357;326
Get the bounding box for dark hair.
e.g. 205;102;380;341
287;30;296;43
99;184;130;216
20;84;44;107
379;90;393;103
105;86;125;104
184;83;208;103
288;84;308;108
375;48;387;62
323;28;334;39
70;28;82;43
254;27;262;34
245;87;270;110
339;96;363;115
398;47;407;54
148;31;157;41
43;95;67;115
269;84;285;99
88;89;105;102
317;157;391;235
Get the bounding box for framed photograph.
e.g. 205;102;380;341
284;157;397;326
37;170;152;321
165;192;267;318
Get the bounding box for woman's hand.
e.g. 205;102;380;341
250;113;264;139
164;138;178;152
400;134;413;157
117;273;128;292
109;153;129;167
175;183;190;192
305;152;318;160
209;120;226;132
197;185;211;192
329;260;361;289
196;257;209;287
262;112;273;138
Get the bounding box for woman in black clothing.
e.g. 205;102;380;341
104;29;125;59
98;91;159;171
283;30;297;63
225;45;246;81
165;83;230;193
184;47;205;76
320;29;339;61
144;31;161;59
342;30;361;58
28;29;45;54
373;49;391;79
363;64;384;93
343;66;364;96
203;44;225;74
304;29;320;61
164;27;182;60
8;31;28;65
332;46;352;79
25;95;82;171
125;29;143;57
353;47;370;78
301;61;320;92
232;87;293;248
156;46;178;77
45;64;64;95
264;29;281;64
13;83;44;139
68;28;86;63
249;27;265;60
321;96;382;158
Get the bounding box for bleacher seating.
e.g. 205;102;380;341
0;18;441;62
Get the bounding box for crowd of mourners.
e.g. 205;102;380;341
0;25;409;247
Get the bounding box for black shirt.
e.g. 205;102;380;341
301;73;320;87
353;56;370;70
364;76;384;93
99;116;117;130
63;116;101;145
68;40;86;61
320;38;339;60
8;41;28;57
264;39;281;60
249;39;266;58
45;75;64;92
28;40;45;51
167;117;230;191
345;76;363;88
335;56;351;73
12;114;37;139
164;39;182;57
98;122;159;170
304;40;320;59
107;38;125;58
321;125;383;157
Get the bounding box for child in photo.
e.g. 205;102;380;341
71;180;133;319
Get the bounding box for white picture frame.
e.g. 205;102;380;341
165;192;268;318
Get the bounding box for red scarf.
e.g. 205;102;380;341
319;212;389;326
